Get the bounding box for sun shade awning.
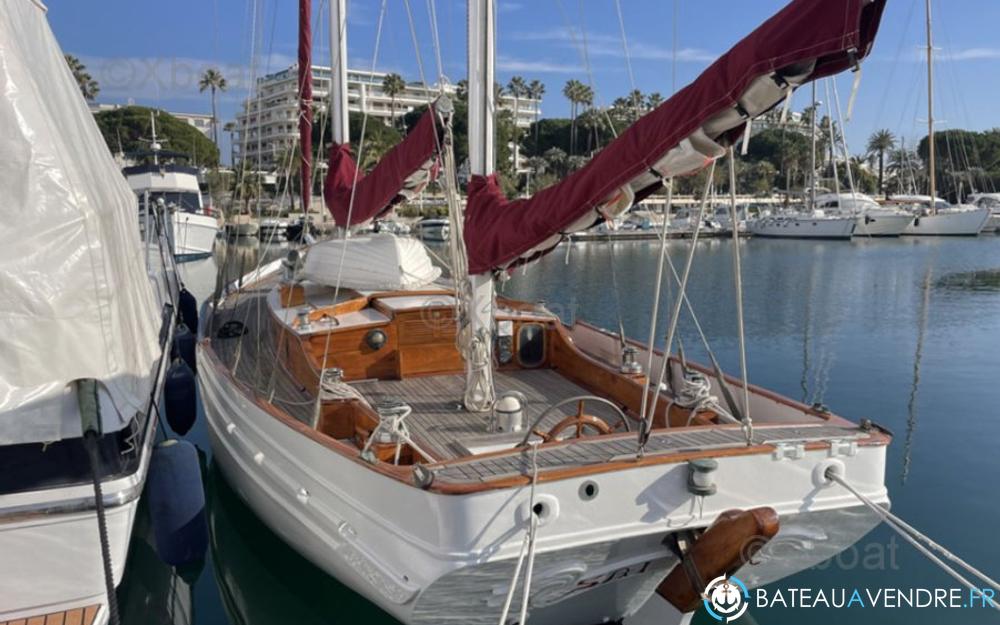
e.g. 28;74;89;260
324;101;448;227
463;0;887;274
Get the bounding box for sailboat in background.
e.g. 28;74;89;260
200;1;891;624
899;0;989;236
0;1;180;623
748;84;858;240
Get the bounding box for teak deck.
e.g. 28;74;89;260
0;605;100;625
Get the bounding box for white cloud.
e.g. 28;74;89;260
506;29;715;63
497;55;582;73
948;47;1000;61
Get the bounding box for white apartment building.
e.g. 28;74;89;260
235;65;541;169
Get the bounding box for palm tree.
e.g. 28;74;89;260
65;55;99;101
527;79;545;143
866;129;896;199
381;73;406;128
199;68;228;147
563;79;584;155
507;76;527;175
646;92;664;111
628;88;644;122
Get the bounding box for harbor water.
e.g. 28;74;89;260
120;235;1000;624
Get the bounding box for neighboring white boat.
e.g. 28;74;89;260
0;3;178;623
124;117;220;261
814;193;913;237
712;205;748;234
259;217;289;240
892;195;990;236
748;210;857;239
225;214;261;238
413;217;450;242
969;193;1000;233
671;207;723;235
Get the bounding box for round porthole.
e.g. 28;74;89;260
365;328;388;351
579;480;599;501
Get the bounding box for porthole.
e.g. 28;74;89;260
579;480;599;501
517;323;546;368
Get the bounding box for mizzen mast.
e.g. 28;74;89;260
329;0;349;146
298;0;313;213
463;0;497;412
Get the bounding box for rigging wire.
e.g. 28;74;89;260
638;161;717;455
311;0;389;421
726;147;753;443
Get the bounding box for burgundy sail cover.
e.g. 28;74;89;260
465;0;887;274
324;105;443;226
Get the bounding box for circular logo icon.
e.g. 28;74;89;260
703;575;749;622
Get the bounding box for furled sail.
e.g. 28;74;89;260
0;0;162;443
324;100;449;226
464;0;887;274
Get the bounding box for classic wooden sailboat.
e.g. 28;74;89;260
200;1;891;623
0;2;180;623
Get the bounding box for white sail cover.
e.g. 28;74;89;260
0;0;162;444
301;234;442;291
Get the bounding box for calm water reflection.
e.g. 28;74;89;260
123;234;1000;624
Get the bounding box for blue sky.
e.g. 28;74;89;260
47;0;1000;162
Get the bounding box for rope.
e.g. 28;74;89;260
827;470;1000;610
498;442;542;625
84;432;121;625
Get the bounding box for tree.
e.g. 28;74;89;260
199;68;228;147
866;129;895;199
93;105;220;167
507;76;527;176
381;73;406;128
646;92;664;111
563;79;585;155
527;79;545;143
65;54;99;101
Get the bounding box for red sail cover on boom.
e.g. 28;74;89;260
465;0;886;274
324;105;443;226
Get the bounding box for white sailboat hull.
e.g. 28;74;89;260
199;344;888;625
982;213;1000;233
902;207;990;236
748;216;856;239
171;210;219;259
852;212;914;237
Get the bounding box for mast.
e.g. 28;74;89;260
925;0;936;207
298;0;313;213
329;0;349;146
464;0;497;412
809;82;817;210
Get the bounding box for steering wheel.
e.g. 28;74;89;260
519;395;632;447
